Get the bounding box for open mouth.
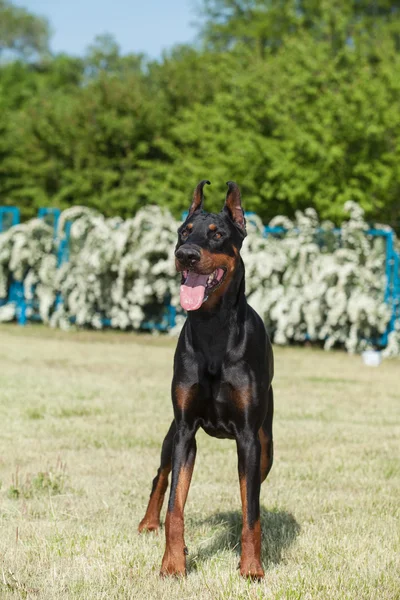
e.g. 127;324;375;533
180;268;226;311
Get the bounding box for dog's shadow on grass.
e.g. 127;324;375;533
188;507;300;571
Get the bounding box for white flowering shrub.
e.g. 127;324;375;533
50;206;179;330
0;219;56;322
242;203;393;353
0;202;399;355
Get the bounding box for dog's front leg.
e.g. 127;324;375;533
160;422;197;577
138;420;176;533
236;429;265;579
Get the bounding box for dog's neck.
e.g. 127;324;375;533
185;258;247;356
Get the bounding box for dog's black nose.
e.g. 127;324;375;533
175;245;201;267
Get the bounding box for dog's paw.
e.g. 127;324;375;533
138;518;160;533
160;552;186;577
239;560;265;580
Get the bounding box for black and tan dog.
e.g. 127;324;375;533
139;181;274;579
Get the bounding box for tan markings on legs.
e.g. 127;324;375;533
239;476;264;579
241;518;263;579
175;386;194;411
161;462;195;576
138;464;171;533
233;387;251;411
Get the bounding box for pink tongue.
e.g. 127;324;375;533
180;272;209;311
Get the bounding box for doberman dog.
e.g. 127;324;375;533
138;181;274;579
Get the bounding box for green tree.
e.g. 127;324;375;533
84;34;144;79
0;63;169;218
198;0;300;55
2;0;400;229
198;0;400;55
138;31;400;226
0;0;50;61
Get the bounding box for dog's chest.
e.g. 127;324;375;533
195;376;243;439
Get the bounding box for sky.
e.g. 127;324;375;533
18;0;198;59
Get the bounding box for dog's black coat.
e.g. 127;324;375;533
139;181;274;579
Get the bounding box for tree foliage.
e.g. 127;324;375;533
1;1;400;228
199;0;400;55
0;0;50;60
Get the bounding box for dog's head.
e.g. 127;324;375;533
175;180;246;311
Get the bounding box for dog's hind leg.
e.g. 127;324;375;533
236;427;264;579
259;386;274;483
138;420;176;533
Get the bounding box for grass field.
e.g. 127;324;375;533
0;324;399;599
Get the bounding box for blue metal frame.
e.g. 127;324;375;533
37;208;61;239
393;248;400;334
0;206;20;232
57;220;72;267
368;229;397;346
140;300;177;332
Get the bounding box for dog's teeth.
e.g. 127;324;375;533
208;275;213;284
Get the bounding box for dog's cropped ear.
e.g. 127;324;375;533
224;181;246;236
188;180;211;216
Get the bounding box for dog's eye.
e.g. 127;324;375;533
181;230;189;239
214;232;222;240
